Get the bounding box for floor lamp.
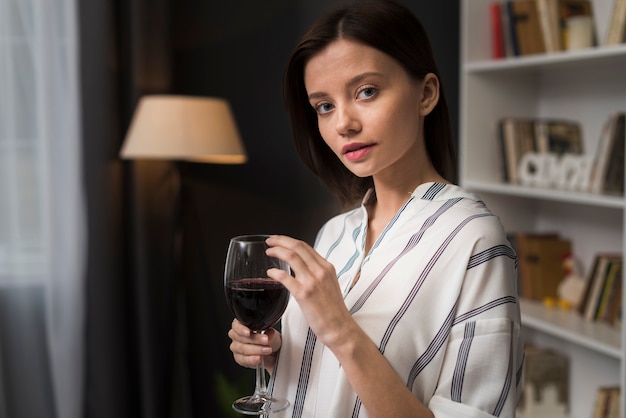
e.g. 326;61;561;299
119;95;247;410
120;94;248;272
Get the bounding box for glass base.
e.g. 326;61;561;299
232;394;290;415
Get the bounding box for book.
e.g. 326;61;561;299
500;1;516;56
606;0;626;45
592;387;610;418
604;268;623;326
578;254;622;321
504;2;521;56
498;117;537;183
490;2;505;59
593;259;621;321
607;387;621;418
584;255;612;321
509;0;547;55
592;386;620;418
602;113;626;195
537;0;562;52
534;118;583;155
589;114;619;194
516;232;571;301
590;112;626;195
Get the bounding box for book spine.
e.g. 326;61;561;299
537;0;557;52
606;0;626;45
490;2;505;59
505;1;520;56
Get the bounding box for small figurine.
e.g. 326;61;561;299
547;252;586;310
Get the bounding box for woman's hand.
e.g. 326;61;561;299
265;235;353;348
228;319;282;373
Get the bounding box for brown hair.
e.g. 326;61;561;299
283;0;456;207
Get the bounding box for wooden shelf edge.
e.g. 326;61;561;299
520;299;622;359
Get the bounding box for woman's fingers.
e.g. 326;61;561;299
266;235;325;271
228;319;279;368
266;235;334;286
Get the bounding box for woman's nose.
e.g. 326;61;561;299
336;105;362;136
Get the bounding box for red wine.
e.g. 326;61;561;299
225;278;289;331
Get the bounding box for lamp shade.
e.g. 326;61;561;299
120;95;247;164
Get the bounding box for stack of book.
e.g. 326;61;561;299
497;117;583;184
497;112;625;196
490;0;626;59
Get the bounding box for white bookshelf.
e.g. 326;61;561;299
460;1;626;417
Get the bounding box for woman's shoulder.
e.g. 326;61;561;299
414;183;510;244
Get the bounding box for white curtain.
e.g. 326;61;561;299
0;0;84;417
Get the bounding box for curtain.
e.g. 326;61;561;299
0;0;84;418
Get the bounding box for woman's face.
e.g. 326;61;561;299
304;39;437;183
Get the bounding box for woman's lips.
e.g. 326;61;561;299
341;142;375;161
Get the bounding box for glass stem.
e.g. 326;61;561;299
254;330;268;398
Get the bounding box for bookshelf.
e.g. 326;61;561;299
460;1;626;417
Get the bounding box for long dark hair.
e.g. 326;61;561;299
283;0;456;207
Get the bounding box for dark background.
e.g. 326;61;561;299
80;1;459;417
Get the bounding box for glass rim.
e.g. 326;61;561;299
230;234;272;242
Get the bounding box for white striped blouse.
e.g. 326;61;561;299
269;182;523;417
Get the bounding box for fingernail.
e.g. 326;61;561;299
262;346;272;355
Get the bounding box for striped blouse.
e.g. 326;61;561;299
269;182;523;417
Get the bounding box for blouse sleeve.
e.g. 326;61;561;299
429;216;523;417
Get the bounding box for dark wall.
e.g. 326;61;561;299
170;0;460;251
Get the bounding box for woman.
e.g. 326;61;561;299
228;1;523;416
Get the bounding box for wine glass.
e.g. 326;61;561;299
224;234;290;415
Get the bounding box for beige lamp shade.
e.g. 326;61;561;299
120;95;247;164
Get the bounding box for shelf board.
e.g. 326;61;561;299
462;180;625;209
464;44;626;74
521;299;622;359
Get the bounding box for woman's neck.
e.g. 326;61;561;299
364;174;447;253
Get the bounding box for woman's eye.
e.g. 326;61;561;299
357;87;377;100
315;102;334;115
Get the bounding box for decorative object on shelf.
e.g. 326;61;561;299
558;0;596;49
555;252;586;310
516;345;569;418
566;14;594;50
517;152;593;190
497;117;584;186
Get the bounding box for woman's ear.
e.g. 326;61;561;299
419;73;440;116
